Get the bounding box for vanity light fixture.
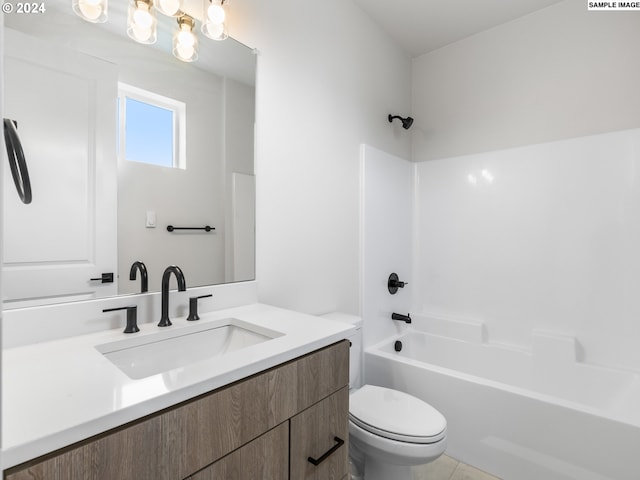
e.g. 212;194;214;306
202;0;228;41
72;0;231;62
72;0;108;23
127;0;158;44
173;14;198;62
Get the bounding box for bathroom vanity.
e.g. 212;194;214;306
2;303;352;480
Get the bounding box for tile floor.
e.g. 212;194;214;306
412;454;502;480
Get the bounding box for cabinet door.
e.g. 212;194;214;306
190;422;288;480
290;387;349;480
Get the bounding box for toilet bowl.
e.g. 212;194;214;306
321;313;447;480
349;384;447;480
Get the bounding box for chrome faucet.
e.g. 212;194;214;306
158;265;186;327
129;261;148;293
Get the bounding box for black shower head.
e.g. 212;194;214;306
388;114;414;130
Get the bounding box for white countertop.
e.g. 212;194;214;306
1;303;354;469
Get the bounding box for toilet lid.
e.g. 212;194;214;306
349;385;446;443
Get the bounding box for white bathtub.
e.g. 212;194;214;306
365;329;640;480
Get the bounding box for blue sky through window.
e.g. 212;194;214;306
125;97;174;167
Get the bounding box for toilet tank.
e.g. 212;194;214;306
321;312;363;389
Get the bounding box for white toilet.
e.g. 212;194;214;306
322;313;447;480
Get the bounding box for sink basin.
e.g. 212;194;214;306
96;319;283;379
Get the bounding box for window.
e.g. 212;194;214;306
117;83;186;168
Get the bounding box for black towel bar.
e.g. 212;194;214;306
167;225;214;232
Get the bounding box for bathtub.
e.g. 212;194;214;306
364;328;640;480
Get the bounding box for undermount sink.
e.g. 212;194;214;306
96;318;284;379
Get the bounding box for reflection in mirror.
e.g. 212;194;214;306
2;0;256;309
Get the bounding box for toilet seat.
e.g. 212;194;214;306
349;385;446;444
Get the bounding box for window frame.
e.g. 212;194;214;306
117;82;186;169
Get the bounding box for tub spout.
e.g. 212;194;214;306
391;312;411;324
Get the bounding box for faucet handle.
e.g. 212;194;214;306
103;305;139;333
388;273;408;294
187;294;213;321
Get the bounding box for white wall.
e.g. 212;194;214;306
230;0;412;315
412;0;640;161
223;78;255;177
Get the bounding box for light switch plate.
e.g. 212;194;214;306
146;211;156;228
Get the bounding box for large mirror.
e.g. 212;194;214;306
2;0;256;309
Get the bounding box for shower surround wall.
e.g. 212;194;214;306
414;127;640;374
360;145;414;351
361;127;640;375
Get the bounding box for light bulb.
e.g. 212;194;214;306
174;14;198;62
203;22;225;40
74;0;107;22
133;3;152;28
176;43;195;60
202;0;228;40
131;23;152;41
207;3;225;23
177;29;195;47
157;0;180;15
78;0;102;20
127;0;156;44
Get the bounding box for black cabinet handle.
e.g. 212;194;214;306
307;436;344;466
90;273;114;283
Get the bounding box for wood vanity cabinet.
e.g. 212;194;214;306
4;340;349;480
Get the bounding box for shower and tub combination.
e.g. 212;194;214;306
360;129;640;480
365;313;640;480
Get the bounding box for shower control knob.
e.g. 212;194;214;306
388;273;408;294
